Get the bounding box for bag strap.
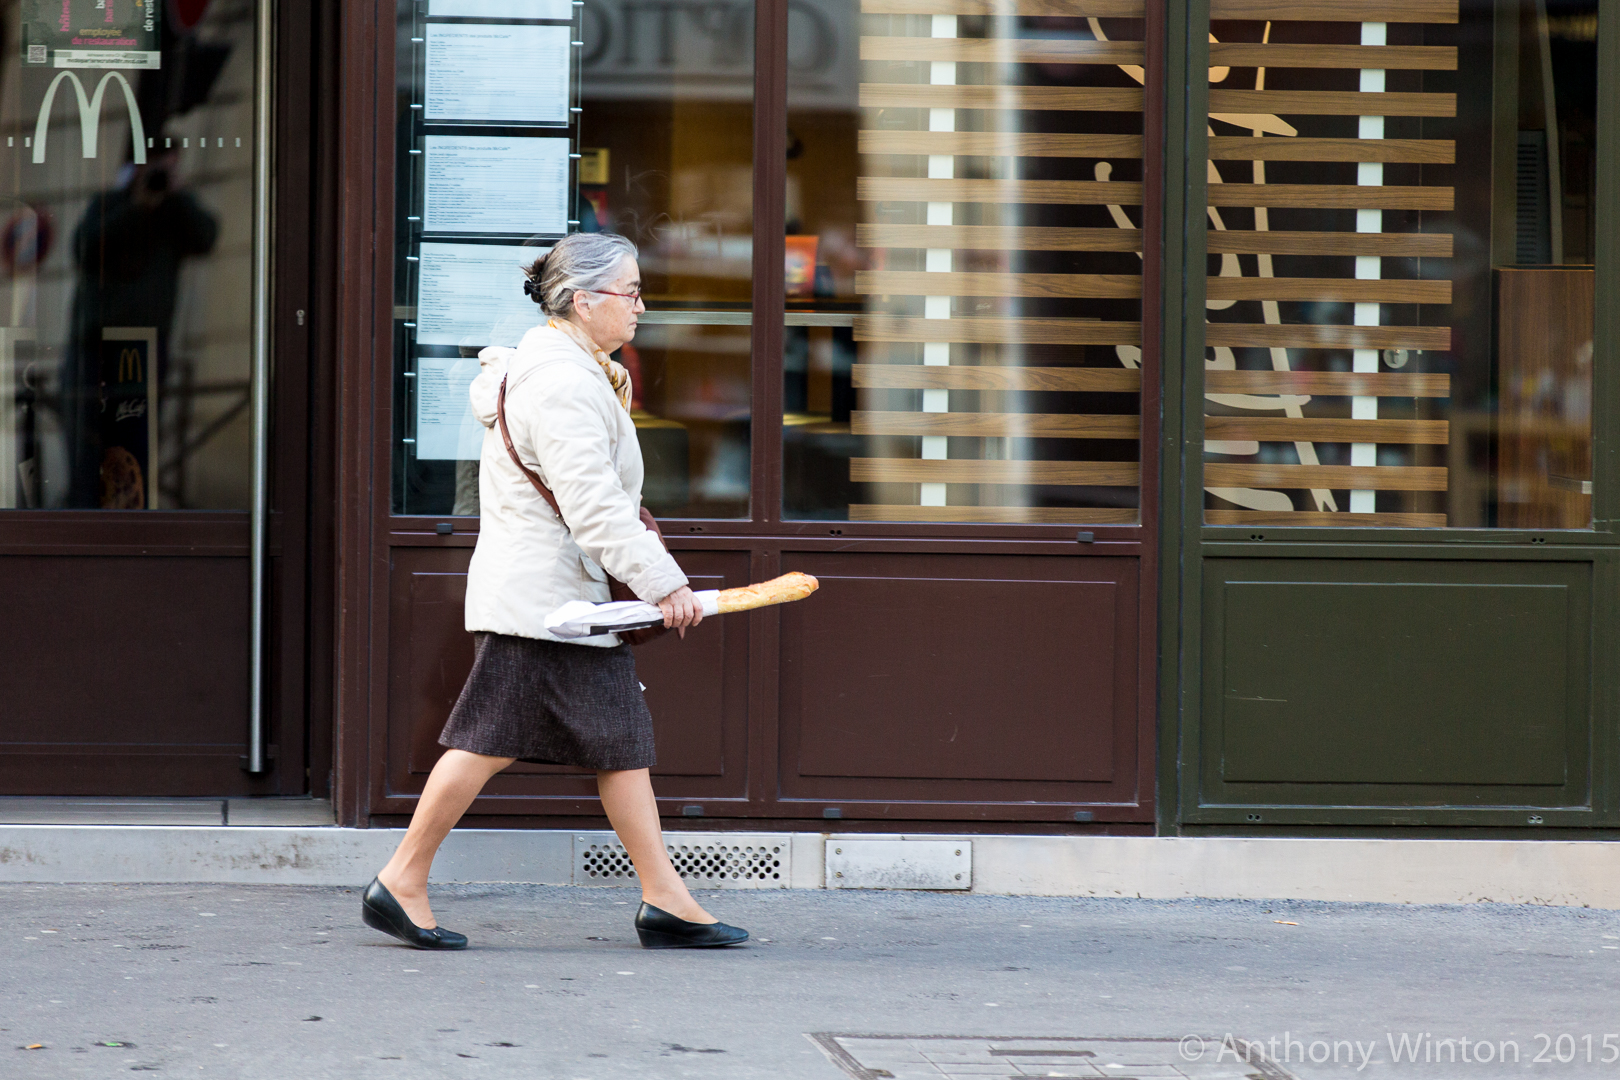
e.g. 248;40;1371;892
497;372;567;525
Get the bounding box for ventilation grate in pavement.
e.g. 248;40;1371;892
572;831;790;888
807;1035;1299;1080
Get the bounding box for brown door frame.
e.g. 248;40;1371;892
0;0;324;798
330;0;1164;829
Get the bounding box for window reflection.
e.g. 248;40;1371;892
1200;0;1599;528
392;0;754;519
0;0;255;510
783;0;1147;524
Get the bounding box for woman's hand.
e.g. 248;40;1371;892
657;585;703;638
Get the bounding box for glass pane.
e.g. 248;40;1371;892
1201;0;1598;528
0;0;258;510
391;0;754;519
782;0;1146;524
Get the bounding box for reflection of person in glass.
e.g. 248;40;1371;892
363;233;747;951
67;150;219;507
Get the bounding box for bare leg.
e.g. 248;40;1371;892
597;768;716;923
376;749;515;928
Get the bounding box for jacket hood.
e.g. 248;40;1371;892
470;346;516;428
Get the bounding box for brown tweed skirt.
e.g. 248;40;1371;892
438;632;656;770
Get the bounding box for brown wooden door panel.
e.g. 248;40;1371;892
0;554;252;795
381;545;753;813
776;551;1145;816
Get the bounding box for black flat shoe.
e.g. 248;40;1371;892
361;877;468;950
634;901;749;949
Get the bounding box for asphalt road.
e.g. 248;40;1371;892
5;883;1619;1079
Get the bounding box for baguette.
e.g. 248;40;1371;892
716;572;819;614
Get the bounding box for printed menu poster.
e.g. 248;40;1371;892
416;242;543;346
425;23;570;124
423;135;569;235
415;355;487;460
427;0;574;18
21;0;161;69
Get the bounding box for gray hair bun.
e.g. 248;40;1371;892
522;233;638;318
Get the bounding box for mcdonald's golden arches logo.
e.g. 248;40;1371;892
32;70;147;165
117;348;143;383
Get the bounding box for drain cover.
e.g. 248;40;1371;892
807;1034;1299;1080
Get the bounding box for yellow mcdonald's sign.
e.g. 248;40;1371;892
117;348;143;383
32;71;147;165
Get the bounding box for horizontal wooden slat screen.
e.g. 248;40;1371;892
862;0;1145;15
1204;510;1449;527
850;8;1146;528
860;37;1145;64
859;84;1144;111
1207;184;1454;211
853;365;1142;392
857;224;1144;252
1209;89;1456;117
854;316;1142;345
1206;43;1457;70
858;177;1144;205
1207;137;1455;164
852;459;1140;484
1203;323;1453;350
1207;0;1458;23
1205;277;1451;304
1204;464;1448;491
859;132;1144;159
1201;1;1459;525
1205;230;1453;257
853;412;1142;439
851;505;1141;524
1204;417;1450;445
1204;371;1450;397
858;271;1143;299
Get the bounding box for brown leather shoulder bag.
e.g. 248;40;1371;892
496;373;670;646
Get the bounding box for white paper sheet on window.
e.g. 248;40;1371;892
416;242;542;347
425;24;570;124
427;0;574;18
415;355;488;461
423;135;569;235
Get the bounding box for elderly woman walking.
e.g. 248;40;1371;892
360;232;747;951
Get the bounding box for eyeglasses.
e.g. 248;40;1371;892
591;287;642;302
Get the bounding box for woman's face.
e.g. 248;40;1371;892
571;255;643;354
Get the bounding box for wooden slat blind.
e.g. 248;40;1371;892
854;315;1142;345
1209;89;1456;117
862;0;1145;15
1206;44;1457;70
850;2;1147;525
1208;0;1458;22
1202;3;1458;524
860;37;1145;64
858;178;1144;204
857;224;1145;251
860;84;1144;112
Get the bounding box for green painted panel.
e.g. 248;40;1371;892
1221;582;1569;786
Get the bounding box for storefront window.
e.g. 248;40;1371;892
0;0;258;511
782;0;1146;524
1201;0;1599;528
391;0;754;518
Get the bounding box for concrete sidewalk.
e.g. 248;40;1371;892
6;884;1620;1079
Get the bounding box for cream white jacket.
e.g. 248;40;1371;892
464;324;688;646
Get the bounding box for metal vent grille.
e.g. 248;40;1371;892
572;832;791;889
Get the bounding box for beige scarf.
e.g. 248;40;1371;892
548;317;632;412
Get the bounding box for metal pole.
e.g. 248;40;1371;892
246;0;274;774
